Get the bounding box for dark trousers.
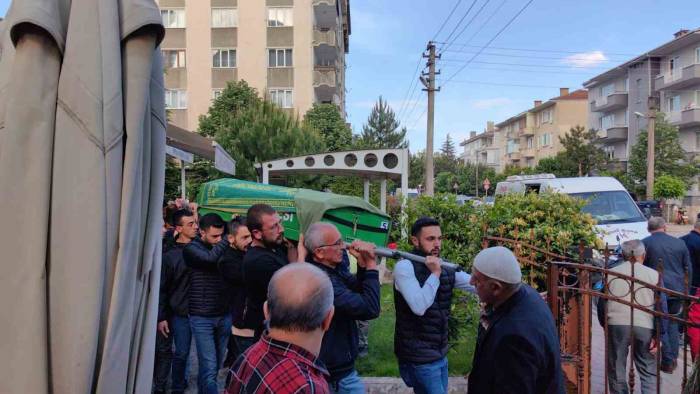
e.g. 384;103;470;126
152;315;192;393
663;299;682;367
607;325;657;394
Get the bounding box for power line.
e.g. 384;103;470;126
396;56;424;120
441;59;611;69
457;0;508;51
442;0;537;88
439;0;479;50
434;42;639;57
435;79;566;88
440;49;630;62
432;0;464;41
439;64;599;75
441;0;492;53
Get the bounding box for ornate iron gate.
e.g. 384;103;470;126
482;232;700;394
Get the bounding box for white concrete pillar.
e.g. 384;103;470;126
363;178;370;202
380;178;387;213
180;160;187;200
262;166;269;184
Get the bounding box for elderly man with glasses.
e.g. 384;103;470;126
302;222;381;394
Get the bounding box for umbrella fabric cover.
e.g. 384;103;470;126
0;0;165;393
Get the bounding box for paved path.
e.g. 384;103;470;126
590;309;690;393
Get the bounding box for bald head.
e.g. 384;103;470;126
266;263;334;332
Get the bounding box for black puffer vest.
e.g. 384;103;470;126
394;252;456;364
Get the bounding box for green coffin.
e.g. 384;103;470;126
196;178;391;246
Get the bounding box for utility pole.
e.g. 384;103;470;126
646;96;659;200
421;41;439;196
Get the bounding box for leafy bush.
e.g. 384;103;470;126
391;192;600;278
654;174;687;200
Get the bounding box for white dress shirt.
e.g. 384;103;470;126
393;259;476;316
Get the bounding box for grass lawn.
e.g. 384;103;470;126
355;284;479;377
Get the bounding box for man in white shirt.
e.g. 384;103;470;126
393;217;475;394
605;239;663;394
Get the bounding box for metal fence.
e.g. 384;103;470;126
481;230;700;394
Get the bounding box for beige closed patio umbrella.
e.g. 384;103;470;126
0;0;166;392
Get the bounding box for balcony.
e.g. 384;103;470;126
668;107;700;129
519;126;535;136
508;152;521;161
313;29;337;47
598;125;628;143
521;148;535;158
591;92;628;112
313;0;335;5
314;68;337;87
655;64;700;91
314;0;338;30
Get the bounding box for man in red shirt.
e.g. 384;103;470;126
226;262;335;394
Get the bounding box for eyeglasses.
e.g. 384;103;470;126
317;238;344;249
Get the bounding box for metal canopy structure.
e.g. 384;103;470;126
166;123;236;198
256;149;409;212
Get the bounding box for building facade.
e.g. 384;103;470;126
584;28;700;215
459;121;503;173
495;88;589;169
157;0;350;131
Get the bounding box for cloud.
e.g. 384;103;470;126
469;97;513;110
561;51;608;68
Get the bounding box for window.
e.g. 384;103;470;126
161;9;185;28
268;48;293;67
604;146;615;160
668;95;681;112
212;89;224;100
165;90;187;109
539;109;552;124
526;137;533;149
268;7;293;27
670;56;681;80
696;47;700;64
212;49;236;68
506;139;519;154
212;8;237;28
570;191;646;225
600;83;614;98
635;79;642;103
695;91;700;109
269;89;293;108
601;114;614;130
163;50;186;68
539;133;551;147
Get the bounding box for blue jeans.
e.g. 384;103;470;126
662;299;682;367
399;357;448;394
329;370;365;394
171;315;192;392
190;314;232;394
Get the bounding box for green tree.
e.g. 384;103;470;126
441;133;456;159
409;151;425;188
654;175;687;200
357;96;408;149
558;125;608;176
535;153;578;177
197;81;326;181
198;80;260;137
303;104;352;152
629;113;698;187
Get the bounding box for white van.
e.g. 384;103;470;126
495;174;650;247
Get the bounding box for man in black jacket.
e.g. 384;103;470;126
468;247;564;394
304;222;380;393
218;217;252;368
183;213;231;394
240;204;298;341
153;209;197;394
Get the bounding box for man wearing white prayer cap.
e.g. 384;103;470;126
467;247;565;394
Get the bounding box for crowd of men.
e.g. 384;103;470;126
155;201;565;394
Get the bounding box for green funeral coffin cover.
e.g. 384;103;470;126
196;178;391;246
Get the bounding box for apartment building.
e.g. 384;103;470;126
158;0;350;131
584;28;700;215
459;121;503;173
495;88;589;169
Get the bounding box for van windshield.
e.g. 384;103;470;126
569;191;646;224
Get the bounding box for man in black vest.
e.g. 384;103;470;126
393;217;476;394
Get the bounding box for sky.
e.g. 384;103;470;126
2;0;699;152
